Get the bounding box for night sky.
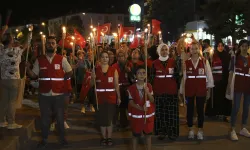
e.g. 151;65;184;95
0;0;135;26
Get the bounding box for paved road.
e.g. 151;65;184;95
27;103;250;150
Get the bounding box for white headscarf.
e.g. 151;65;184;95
157;43;169;61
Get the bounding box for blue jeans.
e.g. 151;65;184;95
231;92;250;127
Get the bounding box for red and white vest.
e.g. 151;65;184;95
234;55;250;94
112;62;130;87
152;58;177;95
38;54;68;93
95;66;117;104
212;53;223;81
185;58;207;97
127;83;155;124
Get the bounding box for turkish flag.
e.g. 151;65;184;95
97;23;111;42
152;19;161;35
79;71;92;101
129;35;144;49
58;29;86;49
122;27;135;37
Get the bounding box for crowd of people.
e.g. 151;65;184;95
0;30;250;150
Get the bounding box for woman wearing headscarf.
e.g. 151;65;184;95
150;43;179;140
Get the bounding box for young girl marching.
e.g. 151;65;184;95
230;40;250;141
127;66;155;150
181;42;214;140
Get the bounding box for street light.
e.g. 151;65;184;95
41;22;45;26
16;29;19;32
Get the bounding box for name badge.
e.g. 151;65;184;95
96;80;101;82
156;70;162;73
169;68;174;74
54;64;60;70
108;77;113;83
199;68;204;75
189;68;192;70
40;67;47;70
146;100;150;107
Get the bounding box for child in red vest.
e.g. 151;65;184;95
127;66;155;150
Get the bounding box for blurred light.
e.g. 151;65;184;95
41;22;45;26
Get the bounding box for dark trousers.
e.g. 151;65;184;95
38;94;65;141
206;81;232;116
186;96;206;128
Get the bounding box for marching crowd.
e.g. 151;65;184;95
0;31;250;150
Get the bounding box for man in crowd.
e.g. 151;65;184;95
26;36;73;148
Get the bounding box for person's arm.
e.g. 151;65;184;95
128;90;144;111
114;69;121;105
205;60;214;88
26;59;39;79
62;57;73;79
144;84;154;103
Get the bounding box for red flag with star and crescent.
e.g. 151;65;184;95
58;29;86;49
121;27;135;38
97;23;111;42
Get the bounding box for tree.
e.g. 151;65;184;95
201;0;250;44
144;0;196;42
67;15;85;36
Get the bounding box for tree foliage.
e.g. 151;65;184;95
201;0;250;44
145;0;195;41
67;15;85;36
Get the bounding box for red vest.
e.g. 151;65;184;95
95;66;117;104
112;62;130;86
38;54;68;93
212;53;223;81
152;58;177;95
234;56;250;94
127;83;155;133
185;58;207;97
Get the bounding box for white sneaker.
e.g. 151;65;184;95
64;121;70;129
230;130;238;141
239;128;250;138
197;130;204;140
81;106;86;113
0;122;8;127
50;122;55;131
90;105;95;112
7;123;22;129
188;130;195;139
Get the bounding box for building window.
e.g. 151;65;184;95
104;16;109;23
98;16;103;20
118;16;123;21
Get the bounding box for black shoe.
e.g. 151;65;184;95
37;140;47;149
168;136;177;141
60;139;69;146
158;135;166;140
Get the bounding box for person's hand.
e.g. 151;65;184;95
125;66;131;72
117;98;121;106
91;71;96;80
144;84;150;95
25;62;31;69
